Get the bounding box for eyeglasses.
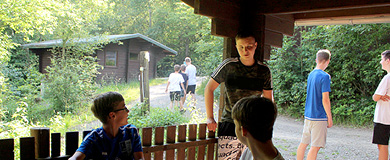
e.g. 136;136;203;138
112;106;129;112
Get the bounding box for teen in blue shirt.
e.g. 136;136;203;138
69;92;144;160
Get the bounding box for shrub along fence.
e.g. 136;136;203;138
0;123;217;160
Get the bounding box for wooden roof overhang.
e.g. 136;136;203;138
181;0;390;60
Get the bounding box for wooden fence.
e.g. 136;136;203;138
0;123;217;160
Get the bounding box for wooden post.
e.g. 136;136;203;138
30;127;50;159
20;137;35;160
65;132;79;156
139;51;150;114
0;139;14;160
51;133;61;157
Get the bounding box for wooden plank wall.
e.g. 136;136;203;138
0;123;218;160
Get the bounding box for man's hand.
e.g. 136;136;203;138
206;117;217;132
327;118;333;128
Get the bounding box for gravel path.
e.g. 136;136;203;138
80;77;379;159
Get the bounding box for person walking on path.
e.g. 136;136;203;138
185;57;197;106
165;64;186;110
296;49;333;160
204;30;274;159
372;50;390;160
179;64;188;111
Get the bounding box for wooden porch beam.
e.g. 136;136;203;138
194;0;240;21
211;18;284;48
266;15;294;36
265;30;283;48
212;16;293;37
295;15;390;26
256;0;390;14
294;6;390;20
181;0;194;8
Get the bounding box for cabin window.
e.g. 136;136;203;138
129;52;138;60
105;51;117;67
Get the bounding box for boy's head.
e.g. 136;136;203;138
174;64;180;72
235;30;258;61
185;57;191;63
91;92;125;124
232;96;277;143
180;64;186;72
235;30;256;42
381;50;390;61
380;50;390;71
316;49;331;64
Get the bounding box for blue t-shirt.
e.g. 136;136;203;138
304;69;331;121
76;124;143;160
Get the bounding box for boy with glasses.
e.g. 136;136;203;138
69;91;144;160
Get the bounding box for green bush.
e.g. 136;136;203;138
128;102;189;128
43;46;102;112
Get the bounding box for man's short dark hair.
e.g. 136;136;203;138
235;30;256;42
382;50;390;60
91;92;124;124
232;96;277;143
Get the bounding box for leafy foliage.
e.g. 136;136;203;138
270;24;390;125
128;102;189;128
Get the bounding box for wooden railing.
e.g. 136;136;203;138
0;123;217;160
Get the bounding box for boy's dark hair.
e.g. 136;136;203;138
91;92;124;124
316;49;331;63
235;30;256;42
174;64;180;72
381;50;390;60
180;64;186;71
232;96;277;143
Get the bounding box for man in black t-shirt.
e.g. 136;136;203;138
204;30;274;159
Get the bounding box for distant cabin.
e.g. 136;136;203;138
22;33;177;83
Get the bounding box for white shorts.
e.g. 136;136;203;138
300;119;328;148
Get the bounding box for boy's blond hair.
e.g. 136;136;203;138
316;49;331;63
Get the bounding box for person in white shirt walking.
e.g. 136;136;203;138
185;57;197;106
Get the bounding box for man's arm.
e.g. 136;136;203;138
165;81;170;93
263;89;274;102
205;78;219;131
322;92;333;128
68;151;86;160
180;82;186;94
373;94;389;102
